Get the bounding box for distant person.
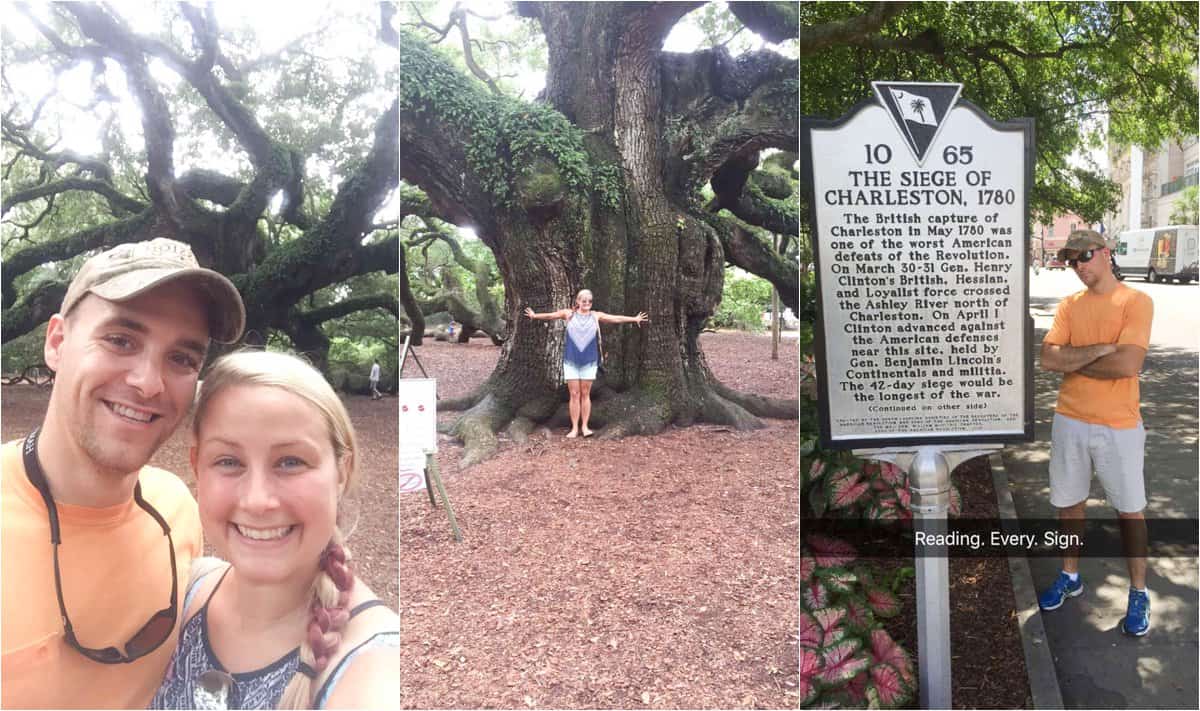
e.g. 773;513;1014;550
1;238;245;708
1037;229;1155;636
152;351;399;708
369;359;382;400
447;321;456;339
524;289;648;438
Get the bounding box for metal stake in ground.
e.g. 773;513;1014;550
909;447;952;709
856;445;1001;709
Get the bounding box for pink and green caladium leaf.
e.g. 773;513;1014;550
841;670;869;705
866;587;901;618
816;567;857;594
802;578;829;609
869;628;915;684
813;606;847;638
870;663;911;707
878;461;904;486
799;609;822;648
817;638;870;685
806;458;828;486
843;596;873;634
806;534;857;567
949;483;963;515
799;647;820;705
828;473;870;510
800;551;816;582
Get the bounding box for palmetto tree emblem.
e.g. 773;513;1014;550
909;98;928;122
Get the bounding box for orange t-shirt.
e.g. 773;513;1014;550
1042;284;1153;429
1;440;201;709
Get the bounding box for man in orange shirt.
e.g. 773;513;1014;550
1;239;245;707
1037;229;1154;636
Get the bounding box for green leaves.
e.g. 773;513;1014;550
801;2;1199;222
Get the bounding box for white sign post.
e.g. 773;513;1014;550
399;378;462;541
803;82;1034;708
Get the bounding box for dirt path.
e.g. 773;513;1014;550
401;332;799;709
1;386;399;610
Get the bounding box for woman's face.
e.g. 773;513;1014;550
576;292;593;311
192;384;345;589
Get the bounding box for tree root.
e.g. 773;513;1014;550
588;391;673;439
709;379;798;419
440;383;489;411
451;394;513;467
506;416;536;444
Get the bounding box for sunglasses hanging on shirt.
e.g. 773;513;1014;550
22;428;178;664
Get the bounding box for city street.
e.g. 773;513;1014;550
1005;265;1199;709
1029;267;1199;351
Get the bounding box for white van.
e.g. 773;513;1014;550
1112;226;1199;283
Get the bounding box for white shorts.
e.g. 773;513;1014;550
1048;413;1146;512
563;361;598;381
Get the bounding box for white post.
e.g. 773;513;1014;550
854;444;1002;709
909;447;952;710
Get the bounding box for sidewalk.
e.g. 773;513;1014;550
1001;325;1199;709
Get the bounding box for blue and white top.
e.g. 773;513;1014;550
150;567;398;709
563;311;599;368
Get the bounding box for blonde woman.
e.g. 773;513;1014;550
152;351;398;709
524;289;648;437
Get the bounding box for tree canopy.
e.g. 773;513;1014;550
801;1;1199;223
2;3;399;374
400;2;799;462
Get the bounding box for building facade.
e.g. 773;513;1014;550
1107;137;1200;233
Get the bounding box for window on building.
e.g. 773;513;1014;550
1187;159;1199;176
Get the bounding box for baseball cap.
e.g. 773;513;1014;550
1056;229;1110;261
61;238;245;343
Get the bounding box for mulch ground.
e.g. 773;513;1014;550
873;455;1032;709
0;386;398;611
401;332;799;709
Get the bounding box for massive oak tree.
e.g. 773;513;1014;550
2;4;399;370
400;2;799;464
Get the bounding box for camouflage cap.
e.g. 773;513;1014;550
61;239;245;344
1056;229;1110;261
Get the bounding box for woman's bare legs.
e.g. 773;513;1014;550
580;380;594;436
566;379;582;437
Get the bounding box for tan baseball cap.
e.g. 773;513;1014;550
61;238;245;343
1056;229;1110;261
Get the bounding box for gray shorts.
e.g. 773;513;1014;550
1048;413;1146;512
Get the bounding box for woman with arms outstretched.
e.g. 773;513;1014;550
524;289;648;438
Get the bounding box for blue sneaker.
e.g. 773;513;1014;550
1121;588;1150;636
1038;571;1083;611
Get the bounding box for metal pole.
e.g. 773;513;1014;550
909;447;952;709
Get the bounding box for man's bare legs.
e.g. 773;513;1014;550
1059;502;1148;588
1058;500;1087;574
1118;509;1148;589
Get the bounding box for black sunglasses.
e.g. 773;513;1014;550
1067;249;1101;268
22;429;178;664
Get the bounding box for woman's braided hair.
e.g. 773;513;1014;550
192;350;360;709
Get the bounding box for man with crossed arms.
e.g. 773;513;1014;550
1037;229;1154;636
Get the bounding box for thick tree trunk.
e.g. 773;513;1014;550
401;5;797;465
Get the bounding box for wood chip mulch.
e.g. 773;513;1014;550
401;332;799;709
873;456;1032;709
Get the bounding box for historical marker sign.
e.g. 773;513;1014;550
802;83;1035;449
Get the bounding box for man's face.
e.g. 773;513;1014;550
44;281;210;477
1070;246;1108;288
